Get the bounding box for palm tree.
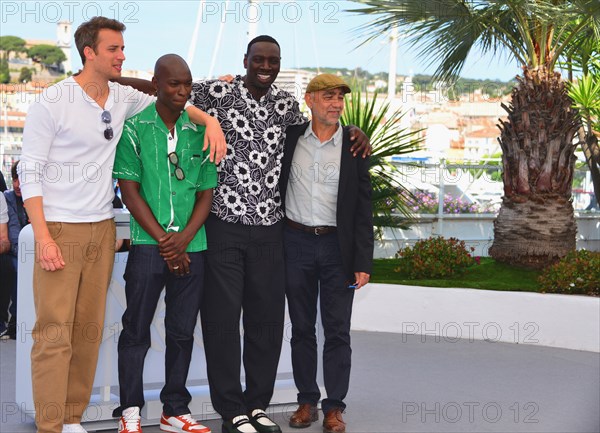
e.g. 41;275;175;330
563;30;600;207
350;0;600;268
341;86;424;238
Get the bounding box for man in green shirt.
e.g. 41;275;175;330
112;54;216;433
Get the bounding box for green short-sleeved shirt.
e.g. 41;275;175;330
113;103;217;252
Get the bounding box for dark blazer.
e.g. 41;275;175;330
280;123;374;278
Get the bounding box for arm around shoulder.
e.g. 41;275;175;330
185;106;226;164
112;76;156;95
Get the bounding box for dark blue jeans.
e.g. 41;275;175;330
284;226;355;415
116;245;205;416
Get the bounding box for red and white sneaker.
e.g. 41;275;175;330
118;407;142;433
160;414;211;433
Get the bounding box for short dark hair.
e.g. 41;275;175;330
74;16;126;65
11;160;19;180
246;35;280;55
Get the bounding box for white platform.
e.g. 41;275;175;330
353;283;600;353
14;214;319;428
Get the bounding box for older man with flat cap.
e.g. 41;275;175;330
279;74;374;433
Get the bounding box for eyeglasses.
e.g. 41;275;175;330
101;110;114;140
168;152;185;181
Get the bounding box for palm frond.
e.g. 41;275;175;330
349;0;600;80
341;87;424;231
569;73;600;132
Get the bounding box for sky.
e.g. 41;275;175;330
0;0;520;81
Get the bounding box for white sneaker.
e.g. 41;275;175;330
118;407;142;433
160;413;210;433
62;424;88;433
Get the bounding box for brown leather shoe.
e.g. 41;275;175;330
289;404;318;428
322;409;345;433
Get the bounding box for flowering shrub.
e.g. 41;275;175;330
395;236;478;278
538;250;600;296
407;191;485;214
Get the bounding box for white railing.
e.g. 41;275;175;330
376;213;600;258
390;159;597;215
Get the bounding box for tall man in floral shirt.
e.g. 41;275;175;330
189;36;368;433
189;35;302;433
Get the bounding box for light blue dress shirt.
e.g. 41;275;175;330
285;121;343;227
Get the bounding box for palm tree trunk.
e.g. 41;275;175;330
489;67;580;269
491;195;576;268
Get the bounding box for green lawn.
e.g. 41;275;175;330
371;257;542;292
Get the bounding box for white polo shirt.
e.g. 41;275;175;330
19;76;154;223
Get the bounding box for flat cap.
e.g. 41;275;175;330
306;73;351;94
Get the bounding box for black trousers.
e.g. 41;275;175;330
283;225;354;414
201;215;285;420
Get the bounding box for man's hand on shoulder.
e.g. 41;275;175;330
203;115;227;164
218;74;235;83
184;107;227;164
347;125;372;158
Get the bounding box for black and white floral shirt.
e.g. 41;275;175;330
190;76;306;226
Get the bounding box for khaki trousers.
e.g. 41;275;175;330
31;219;116;433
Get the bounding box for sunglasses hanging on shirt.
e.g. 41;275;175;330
168;152;186;181
101;110;114;140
